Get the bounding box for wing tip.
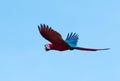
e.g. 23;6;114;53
38;25;41;31
66;32;79;40
38;24;51;29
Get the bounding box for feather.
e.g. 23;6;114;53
38;24;70;47
65;32;79;47
74;47;110;51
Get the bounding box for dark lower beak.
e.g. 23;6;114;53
45;48;50;51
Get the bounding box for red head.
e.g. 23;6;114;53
44;44;53;51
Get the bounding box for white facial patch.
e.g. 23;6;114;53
45;44;50;49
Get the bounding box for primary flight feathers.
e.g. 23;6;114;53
38;24;110;51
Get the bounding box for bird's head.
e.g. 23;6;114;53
44;44;53;51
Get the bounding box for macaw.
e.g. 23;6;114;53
38;24;109;51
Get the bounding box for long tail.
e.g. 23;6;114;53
74;47;110;51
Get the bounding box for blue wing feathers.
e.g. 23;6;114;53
65;32;79;47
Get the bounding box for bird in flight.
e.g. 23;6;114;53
38;24;109;51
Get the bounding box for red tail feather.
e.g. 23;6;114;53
76;47;110;51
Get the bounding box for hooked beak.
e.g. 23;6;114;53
44;44;51;51
45;47;50;51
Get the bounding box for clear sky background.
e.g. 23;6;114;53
0;0;120;81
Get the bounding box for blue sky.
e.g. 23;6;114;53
0;0;120;81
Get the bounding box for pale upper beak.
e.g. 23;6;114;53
45;47;50;51
45;44;51;51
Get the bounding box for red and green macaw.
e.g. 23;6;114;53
38;24;109;51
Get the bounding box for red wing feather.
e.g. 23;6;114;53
38;24;69;46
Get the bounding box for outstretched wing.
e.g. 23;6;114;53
38;24;69;46
75;47;110;51
65;32;79;47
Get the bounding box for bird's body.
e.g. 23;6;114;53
38;24;109;51
47;44;69;51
